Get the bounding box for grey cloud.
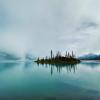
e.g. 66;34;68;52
0;0;100;57
76;20;98;31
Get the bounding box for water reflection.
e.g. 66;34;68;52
37;63;77;75
0;62;20;72
0;61;100;100
1;61;100;75
81;61;100;68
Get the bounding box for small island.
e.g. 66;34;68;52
35;50;80;65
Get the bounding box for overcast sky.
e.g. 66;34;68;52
0;0;100;57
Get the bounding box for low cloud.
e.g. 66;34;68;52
0;0;100;57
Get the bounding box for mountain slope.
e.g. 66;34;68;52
0;52;20;61
79;53;100;60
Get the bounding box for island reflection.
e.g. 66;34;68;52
37;63;77;75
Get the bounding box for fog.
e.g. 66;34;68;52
0;0;100;57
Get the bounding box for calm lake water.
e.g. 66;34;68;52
0;61;100;100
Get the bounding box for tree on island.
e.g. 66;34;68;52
36;50;80;64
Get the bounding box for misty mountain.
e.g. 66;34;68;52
0;52;36;61
0;51;20;61
79;53;100;60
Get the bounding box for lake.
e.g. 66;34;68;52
0;61;100;100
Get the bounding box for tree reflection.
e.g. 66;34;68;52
37;63;77;75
